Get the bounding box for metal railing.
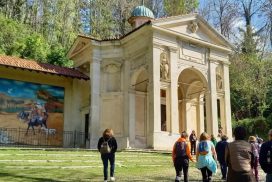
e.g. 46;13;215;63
0;128;87;148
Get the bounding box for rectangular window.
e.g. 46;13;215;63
160;90;167;131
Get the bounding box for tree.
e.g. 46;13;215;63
19;34;49;62
239;0;267;54
164;0;198;16
262;0;272;47
210;0;239;39
47;45;73;67
0;14;30;55
230;51;272;119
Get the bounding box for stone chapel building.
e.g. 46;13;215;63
68;5;233;150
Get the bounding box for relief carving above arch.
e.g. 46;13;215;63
102;61;122;73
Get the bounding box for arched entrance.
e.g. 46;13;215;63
134;69;148;148
178;68;207;137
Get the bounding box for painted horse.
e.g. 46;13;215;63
17;111;48;135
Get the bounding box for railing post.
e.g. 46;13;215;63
73;130;76;148
17;128;20;147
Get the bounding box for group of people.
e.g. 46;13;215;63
96;127;272;182
173;127;272;182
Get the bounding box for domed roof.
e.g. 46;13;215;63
131;5;154;19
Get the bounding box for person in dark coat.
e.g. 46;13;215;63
97;129;118;182
215;135;228;180
189;130;197;155
259;129;272;182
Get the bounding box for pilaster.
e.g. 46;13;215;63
169;47;179;134
148;45;161;146
198;96;205;137
128;90;136;147
223;64;232;139
89;54;101;148
208;60;219;136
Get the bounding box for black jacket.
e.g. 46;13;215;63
259;140;272;174
97;136;118;153
189;134;197;142
215;140;228;164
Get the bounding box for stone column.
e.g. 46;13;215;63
166;87;171;132
89;54;101;148
207;60;219;136
223;63;232;139
205;93;211;133
169;47;179;134
185;100;191;134
198;96;205;137
128;90;136;147
181;98;186;132
149;46;161;132
147;45;161;147
219;97;226;133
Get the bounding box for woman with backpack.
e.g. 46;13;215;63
172;131;194;182
97;129;118;182
196;132;217;182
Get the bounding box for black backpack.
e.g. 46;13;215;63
176;141;187;158
100;138;111;154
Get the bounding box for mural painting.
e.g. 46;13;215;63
0;78;64;146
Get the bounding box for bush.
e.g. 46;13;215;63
234;117;268;140
266;113;272;129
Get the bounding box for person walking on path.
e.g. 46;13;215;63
189;130;197;155
215;135;228;180
259;129;272;182
225;126;256;182
211;134;217;147
172;131;194;182
196;132;217;182
97;129;118;182
249;136;260;182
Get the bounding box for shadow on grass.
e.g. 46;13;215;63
0;172;100;182
150;176;226;182
0;172;63;182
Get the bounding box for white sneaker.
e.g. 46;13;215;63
110;177;115;181
175;176;182;181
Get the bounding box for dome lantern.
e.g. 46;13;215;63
128;1;154;29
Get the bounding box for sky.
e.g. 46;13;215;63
0;78;64;104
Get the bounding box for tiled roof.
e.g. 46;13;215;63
0;55;89;80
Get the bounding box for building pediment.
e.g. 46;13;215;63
153;14;233;50
67;35;93;59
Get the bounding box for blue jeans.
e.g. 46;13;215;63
219;162;227;179
101;153;115;180
266;173;272;182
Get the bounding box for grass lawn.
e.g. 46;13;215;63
0;148;265;182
